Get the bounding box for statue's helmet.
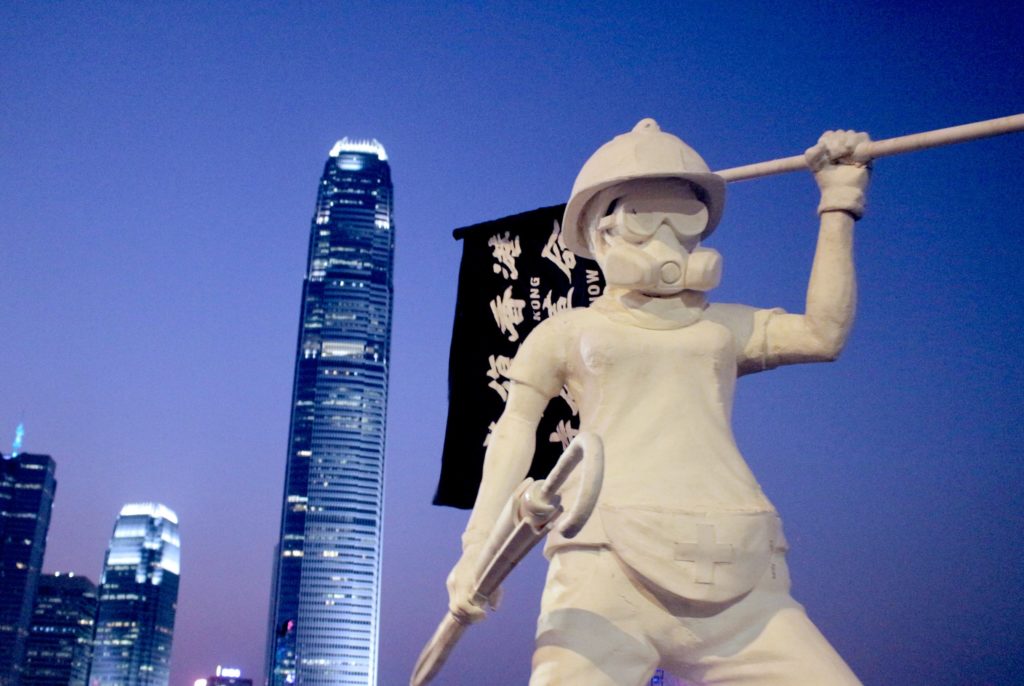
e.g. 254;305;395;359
562;118;726;259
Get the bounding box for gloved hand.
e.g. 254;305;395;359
805;130;872;219
445;530;502;624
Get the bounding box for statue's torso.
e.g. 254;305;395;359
508;299;778;551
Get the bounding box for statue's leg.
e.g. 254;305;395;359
694;604;861;685
671;551;862;686
530;547;659;686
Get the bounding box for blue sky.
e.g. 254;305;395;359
2;2;1022;684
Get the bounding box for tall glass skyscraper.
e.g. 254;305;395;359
90;504;180;686
265;139;394;686
0;450;57;686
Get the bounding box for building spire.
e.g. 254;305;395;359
11;421;24;457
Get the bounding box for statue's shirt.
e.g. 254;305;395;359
506;296;784;552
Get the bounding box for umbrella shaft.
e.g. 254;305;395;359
716;113;1024;182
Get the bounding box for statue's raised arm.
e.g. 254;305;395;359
756;130;871;368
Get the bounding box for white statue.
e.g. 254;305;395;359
447;118;869;685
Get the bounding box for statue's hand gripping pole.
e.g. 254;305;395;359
410;432;605;686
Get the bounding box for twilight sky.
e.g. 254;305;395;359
2;2;1022;685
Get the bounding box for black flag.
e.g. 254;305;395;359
433;204;606;508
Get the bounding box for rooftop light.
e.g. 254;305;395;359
329;138;387;160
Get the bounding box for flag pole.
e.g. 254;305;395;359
714;113;1024;183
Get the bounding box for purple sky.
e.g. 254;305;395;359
2;2;1022;685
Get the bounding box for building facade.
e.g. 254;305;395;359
23;573;98;686
194;666;253;686
0;451;57;686
265;139;395;686
90;504;180;686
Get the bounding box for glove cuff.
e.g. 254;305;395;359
818;186;866;219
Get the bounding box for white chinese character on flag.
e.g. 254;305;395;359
541;220;576;281
488;231;521;280
543;287;574;319
549;419;579;450
490;286;526;342
485;354;513;402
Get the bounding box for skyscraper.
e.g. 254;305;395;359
23;573;98;686
90;504;180;686
0;450;57;686
266;139;395;686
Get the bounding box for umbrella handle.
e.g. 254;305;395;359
518;432;604;537
553;433;604;538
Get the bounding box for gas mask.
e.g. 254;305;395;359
591;181;722;294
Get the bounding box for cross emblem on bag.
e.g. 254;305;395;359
674;523;735;584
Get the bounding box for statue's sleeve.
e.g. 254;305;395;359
504;314;570;399
738;307;789;374
705;303;787;375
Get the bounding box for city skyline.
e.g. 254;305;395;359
3;3;1022;685
266;139;394;686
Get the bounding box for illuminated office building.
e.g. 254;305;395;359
0;449;57;686
90;504;180;686
194;666;252;686
23;573;97;686
265;139;394;686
